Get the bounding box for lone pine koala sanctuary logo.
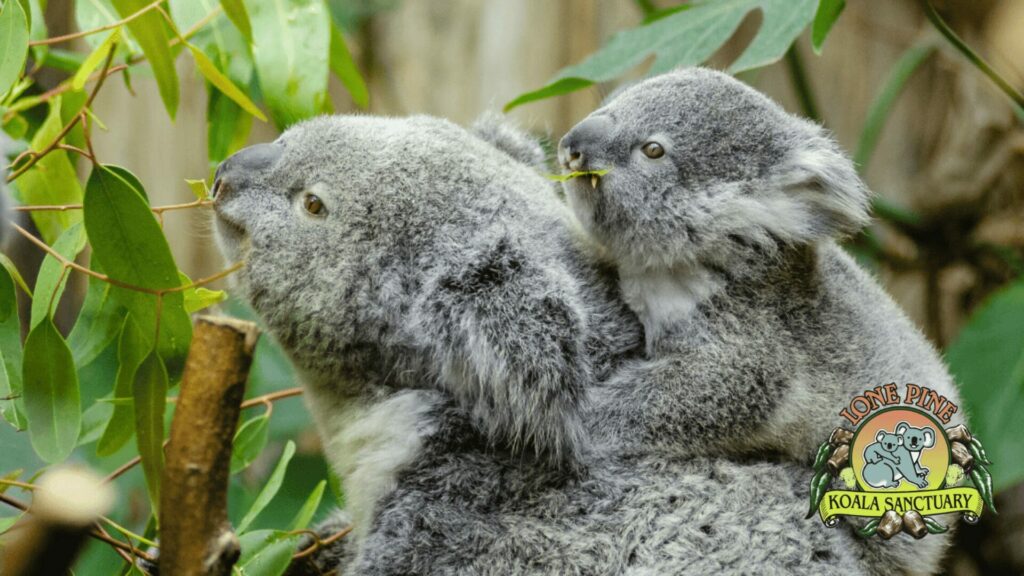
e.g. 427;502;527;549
807;383;996;540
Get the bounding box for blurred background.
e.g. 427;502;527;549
2;0;1022;573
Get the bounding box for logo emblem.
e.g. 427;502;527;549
807;383;995;539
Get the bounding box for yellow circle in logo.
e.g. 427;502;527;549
850;407;949;493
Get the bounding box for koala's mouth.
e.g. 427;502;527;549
212;210;249;255
547;169;609;190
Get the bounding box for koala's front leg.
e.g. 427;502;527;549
412;234;591;465
592;351;788;455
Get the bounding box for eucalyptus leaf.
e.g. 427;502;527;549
237;529;301;576
15;96;84;244
75;0;141;52
97;315;146;456
329;23;368;109
207;88;253;170
220;0;252;44
23;317;80;463
0;253;31;297
237;440;295;533
946;280;1024;492
506;0;818;111
133;349;168;516
72;28;121;90
68;260;127;368
245;0;329;128
29;223;86;329
811;0;844;54
111;0;179;118
83;166;192;374
79;399;114;445
289;480;325;531
187;42;266;121
0;0;29;98
0;266;26;430
230;413;269;474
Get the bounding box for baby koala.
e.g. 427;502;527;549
558;68;963;461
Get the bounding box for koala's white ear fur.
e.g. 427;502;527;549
924;428;935;447
876;430;886;442
773;131;871;241
471;112;548;170
895;421;909;436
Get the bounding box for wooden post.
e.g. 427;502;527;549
158;316;259;576
1;468;114;576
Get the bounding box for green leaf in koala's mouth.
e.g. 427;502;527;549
544;169;611;182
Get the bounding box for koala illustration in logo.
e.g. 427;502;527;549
863;426;930;489
896;421;935;481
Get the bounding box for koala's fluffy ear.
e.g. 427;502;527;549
923;428;935;448
895;421;909;436
770;128;871;242
411;228;588;466
471;112;549;170
876;430;886;442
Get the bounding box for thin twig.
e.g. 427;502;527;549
240;387;304;409
29;0;165;46
12;199;213;213
10;222;244;296
107;387;303;483
292;526;353;560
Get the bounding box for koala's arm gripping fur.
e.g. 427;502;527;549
594;344;788;454
413;233;590;464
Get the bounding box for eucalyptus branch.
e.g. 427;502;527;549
104;386;304;485
3;4;223;121
920;1;1024;114
0;492;156;563
10;222;243;297
292;526;352;560
29;0;165;47
240;387;304;409
6;42;118;183
12;199;213;213
0;479;157;549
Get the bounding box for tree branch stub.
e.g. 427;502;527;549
158;316;259;576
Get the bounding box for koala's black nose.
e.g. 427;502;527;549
559;115;612;171
212;142;283;202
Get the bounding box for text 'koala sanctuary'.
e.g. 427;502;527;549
839;383;959;427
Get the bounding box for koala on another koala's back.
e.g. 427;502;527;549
215;114;953;576
558;68;964;462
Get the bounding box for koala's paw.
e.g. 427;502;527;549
284;510;353;576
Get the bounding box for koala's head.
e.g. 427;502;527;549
210;115;564;381
895;422;935;452
875;431;903;452
557;67;870;271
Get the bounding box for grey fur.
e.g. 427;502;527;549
214;112;951;575
557;68;963;467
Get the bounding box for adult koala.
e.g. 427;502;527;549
211;114;947;574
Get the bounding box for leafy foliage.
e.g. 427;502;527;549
1;0;1022;573
507;0;823;111
0;0;365;572
946;281;1024;492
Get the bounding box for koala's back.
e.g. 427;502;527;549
341;400;949;576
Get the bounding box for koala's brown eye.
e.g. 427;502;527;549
642;142;665;159
303;193;325;216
